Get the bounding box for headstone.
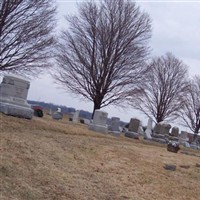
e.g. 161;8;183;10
128;118;140;132
72;110;80;123
153;123;163;134
108;117;121;136
178;131;190;147
109;117;120;131
162;123;171;135
152;122;171;144
124;118;140;139
171;127;179;137
89;110;108;133
0;75;33;119
144;118;153;140
153;123;171;135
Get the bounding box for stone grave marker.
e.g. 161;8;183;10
72;110;80;123
125;118;140;139
0;75;33;119
89;110;108;133
178;131;190;147
168;126;179;142
144;118;152;140
170;127;179;137
108;117;121;136
128;118;140;132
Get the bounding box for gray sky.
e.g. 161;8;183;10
27;0;200;127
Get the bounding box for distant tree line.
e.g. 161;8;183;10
0;0;199;140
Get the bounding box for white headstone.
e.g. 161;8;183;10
89;110;108;133
144;118;152;139
72;110;80;123
0;75;33;119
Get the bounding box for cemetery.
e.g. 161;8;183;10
1;98;200;199
0;74;199;200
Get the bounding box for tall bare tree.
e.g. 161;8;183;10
54;0;151;117
0;0;56;76
130;53;189;123
178;76;200;141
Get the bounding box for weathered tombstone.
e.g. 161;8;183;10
168;126;179;142
153;123;163;134
128;118;140;132
144;118;152;140
109;117;120;132
52;107;63;120
152;123;171;144
108;117;121;136
162;123;171;135
72;110;80;123
178;131;190;147
171;127;179;137
0;75;33;119
125;118;140;139
89;110;108;133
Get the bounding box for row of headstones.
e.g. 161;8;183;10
88;110;199;149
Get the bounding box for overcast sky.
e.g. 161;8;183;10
26;0;200;127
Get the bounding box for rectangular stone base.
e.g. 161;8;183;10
108;131;121;137
0;102;33;119
89;124;108;134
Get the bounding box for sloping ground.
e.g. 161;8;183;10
0;113;200;200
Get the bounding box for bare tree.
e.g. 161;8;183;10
178;76;200;141
53;0;151;117
130;53;189;123
0;0;56;76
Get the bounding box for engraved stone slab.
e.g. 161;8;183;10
0;75;33;119
89;110;108;133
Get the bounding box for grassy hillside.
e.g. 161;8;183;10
1;113;200;200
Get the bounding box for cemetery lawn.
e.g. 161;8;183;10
1;113;200;200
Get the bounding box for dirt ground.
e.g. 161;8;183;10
0;113;200;200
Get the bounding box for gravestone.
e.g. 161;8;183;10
125;118;140;139
52;107;63;120
128;118;140;132
152;123;171;144
0;75;33;119
169;126;179;142
162;123;171;135
144;118;152;140
89;110;108;133
153;123;163;134
108;117;121;136
72;110;80;123
178;131;190;147
171;127;179;137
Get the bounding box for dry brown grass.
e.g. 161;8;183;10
0;113;200;200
